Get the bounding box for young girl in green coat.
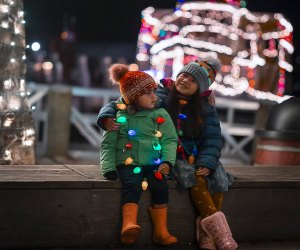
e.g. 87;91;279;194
100;64;178;246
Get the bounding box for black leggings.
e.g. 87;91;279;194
118;164;169;206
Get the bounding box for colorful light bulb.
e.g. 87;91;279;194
188;155;195;164
179;99;188;105
128;130;136;137
177;145;183;153
116;116;127;123
133;166;141;174
178;113;188;120
153;142;162;151
124;157;133;165
125;142;132;149
116;103;127;110
156;117;165;124
154;171;163;180
154;130;162;138
192;147;198;155
153;158;162;165
142;179;148;190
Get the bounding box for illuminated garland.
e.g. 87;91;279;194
116;102;166;190
0;0;36;164
136;1;294;103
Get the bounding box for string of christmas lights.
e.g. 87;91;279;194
0;0;36;164
115;101;167;190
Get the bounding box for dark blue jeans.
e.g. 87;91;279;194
118;164;169;206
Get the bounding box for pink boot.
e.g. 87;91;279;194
201;212;238;250
196;216;216;250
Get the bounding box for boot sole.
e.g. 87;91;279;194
121;226;141;245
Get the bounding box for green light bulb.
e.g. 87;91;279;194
153;142;162;151
133;167;141;174
116;116;127;123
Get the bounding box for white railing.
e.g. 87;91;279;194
27;82;120;154
27;82;259;163
216;97;259;163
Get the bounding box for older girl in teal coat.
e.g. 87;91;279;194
100;64;178;246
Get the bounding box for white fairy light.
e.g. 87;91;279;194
18;10;24;18
0;4;9;13
3;150;12;162
150;36;233;55
4;79;12;90
1;21;9;28
278;60;293;72
279;39;294;54
8;96;21;110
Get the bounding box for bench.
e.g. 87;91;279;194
0;165;299;248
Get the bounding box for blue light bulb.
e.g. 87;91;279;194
153;158;162;165
192;147;198;155
128;130;136;137
178;113;187;120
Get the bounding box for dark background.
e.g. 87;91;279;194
22;0;300;94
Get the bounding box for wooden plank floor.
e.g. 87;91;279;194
7;241;300;250
0;164;299;248
1;164;299;188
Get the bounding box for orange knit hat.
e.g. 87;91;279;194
109;64;157;104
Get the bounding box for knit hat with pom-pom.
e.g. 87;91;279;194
109;64;157;104
177;57;221;94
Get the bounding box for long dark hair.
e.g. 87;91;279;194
167;86;204;139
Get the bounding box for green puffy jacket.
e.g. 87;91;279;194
100;104;178;176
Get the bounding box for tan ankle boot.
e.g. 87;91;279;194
196;216;216;250
201;211;238;250
121;203;141;245
148;207;178;246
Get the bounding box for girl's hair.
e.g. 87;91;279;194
127;101;143;114
167;86;203;139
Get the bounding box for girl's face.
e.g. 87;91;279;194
136;89;157;110
175;73;199;96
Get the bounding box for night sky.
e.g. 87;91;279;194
23;0;299;51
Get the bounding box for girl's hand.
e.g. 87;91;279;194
196;167;211;176
103;118;120;131
158;163;170;175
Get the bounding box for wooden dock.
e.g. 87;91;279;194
0;165;299;249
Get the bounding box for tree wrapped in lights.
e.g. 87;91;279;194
136;0;294;103
0;0;36;164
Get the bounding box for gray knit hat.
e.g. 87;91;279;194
177;58;221;94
